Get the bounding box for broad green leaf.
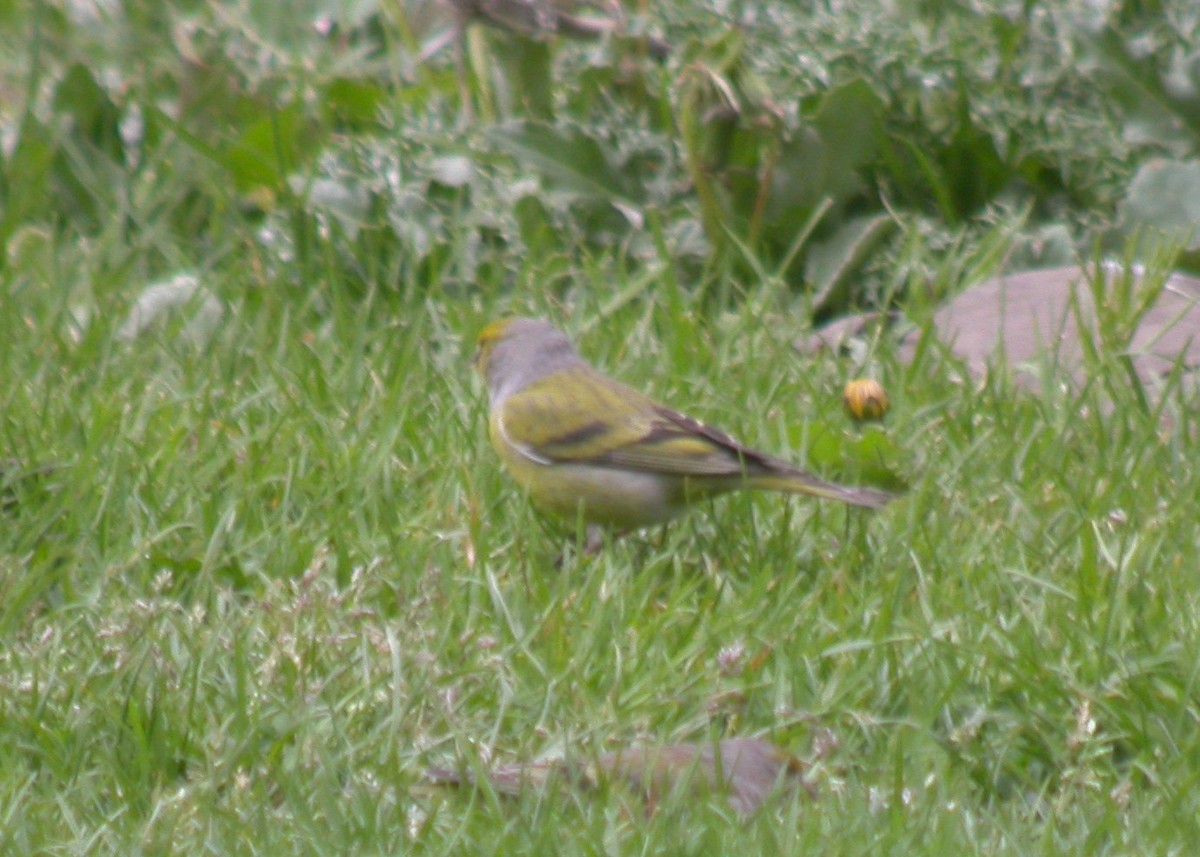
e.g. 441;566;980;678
1;117;57;240
771;79;885;219
1117;160;1200;252
52;63;124;163
797;421;907;492
487;121;642;205
806;213;896;314
220;104;325;192
321;77;388;132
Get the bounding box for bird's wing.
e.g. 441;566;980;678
500;368;764;477
601;405;775;476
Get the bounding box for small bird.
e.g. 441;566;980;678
424;737;814;818
474;317;895;547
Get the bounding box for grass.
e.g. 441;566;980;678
4;0;1200;853
3;261;1199;854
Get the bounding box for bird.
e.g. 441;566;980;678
424;737;815;818
474;317;895;548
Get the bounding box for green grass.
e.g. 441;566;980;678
4;0;1200;853
3;261;1199;854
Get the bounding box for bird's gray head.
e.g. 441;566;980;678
474;317;586;405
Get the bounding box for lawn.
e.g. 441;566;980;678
2;0;1199;854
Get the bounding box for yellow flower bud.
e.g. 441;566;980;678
843;378;889;421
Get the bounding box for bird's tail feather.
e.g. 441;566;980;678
748;469;895;509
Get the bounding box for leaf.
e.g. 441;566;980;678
487;121;642;205
1082;26;1200;155
799;421;907;493
938;107;1007;217
810;79;886;191
504;39;555;119
1116;160;1200;252
219;103;325;192
1;117;57;241
771;79;885;218
52;63;124;162
321;77;387;131
874;85;1009;222
806;213;896;315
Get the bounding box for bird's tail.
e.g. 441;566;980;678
748;468;895;509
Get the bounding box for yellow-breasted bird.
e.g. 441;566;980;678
474;317;894;547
